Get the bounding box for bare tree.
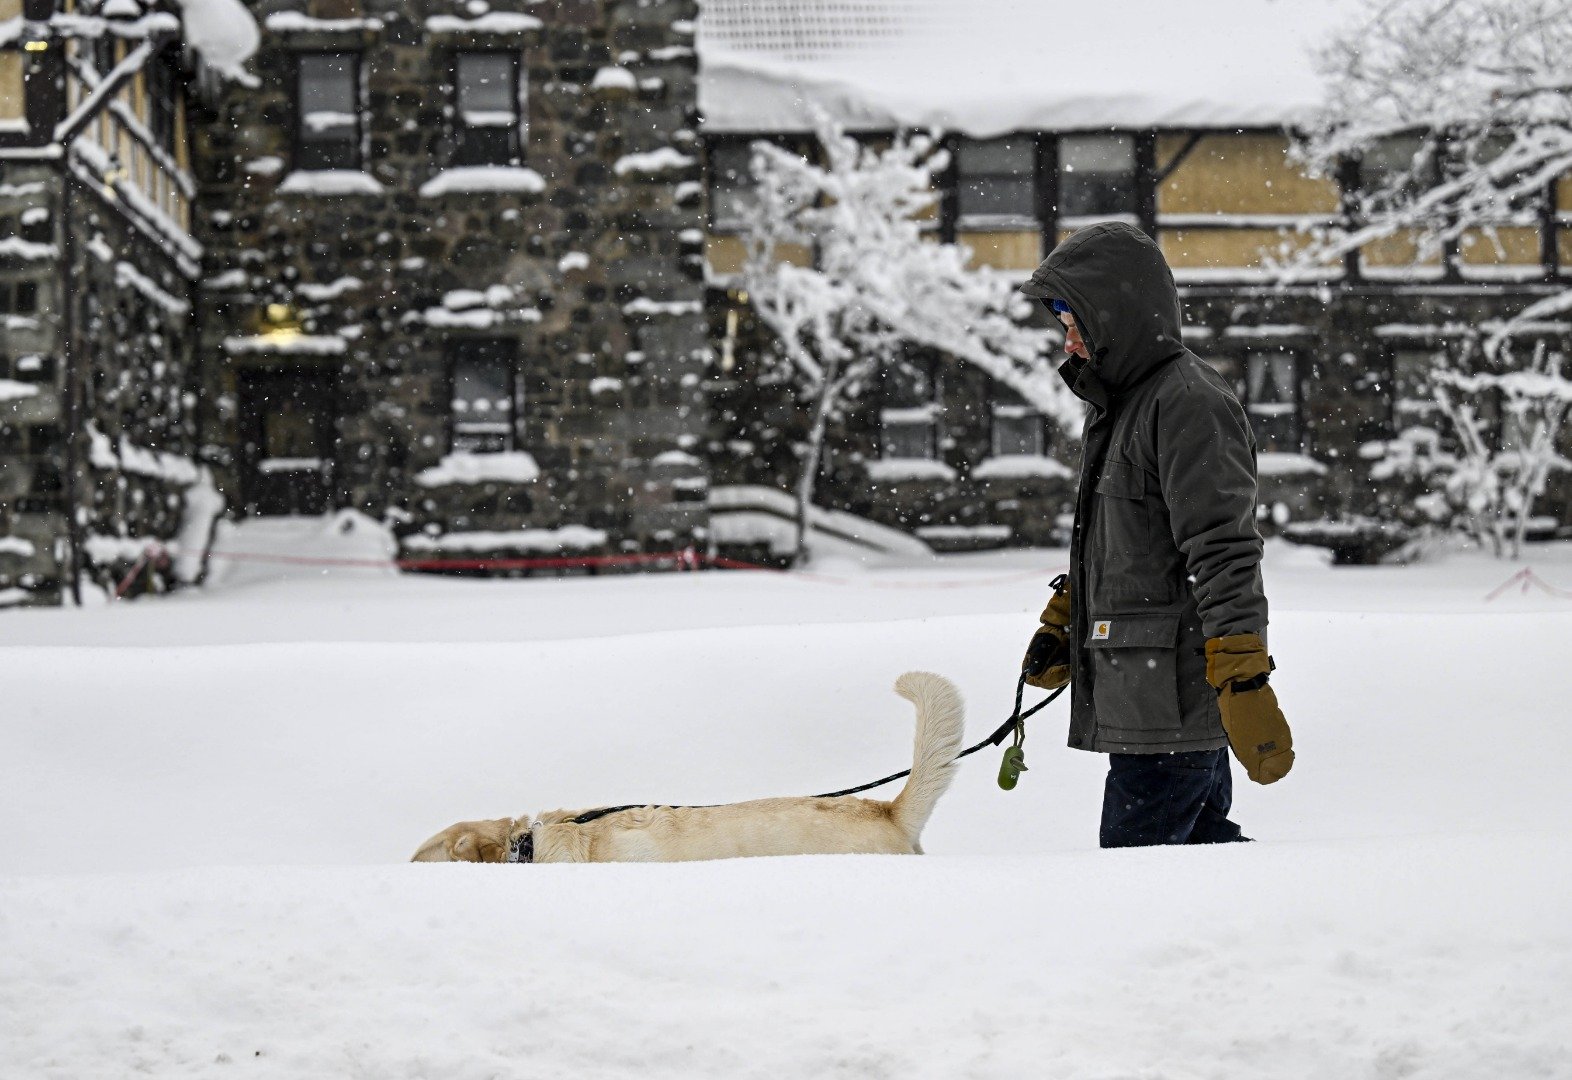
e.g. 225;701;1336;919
738;114;1078;563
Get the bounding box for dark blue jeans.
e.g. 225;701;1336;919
1100;748;1248;848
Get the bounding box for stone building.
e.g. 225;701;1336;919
697;0;1572;558
192;0;709;566
3;0;708;606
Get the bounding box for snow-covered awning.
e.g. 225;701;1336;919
698;0;1370;137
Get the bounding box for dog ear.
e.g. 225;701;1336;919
450;833;482;862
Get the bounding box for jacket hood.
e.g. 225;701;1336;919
1020;222;1184;392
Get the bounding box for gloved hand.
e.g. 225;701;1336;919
1022;576;1072;691
1205;632;1295;784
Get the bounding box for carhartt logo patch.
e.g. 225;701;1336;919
1092;621;1112;641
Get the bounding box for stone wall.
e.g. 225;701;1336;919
191;0;710;564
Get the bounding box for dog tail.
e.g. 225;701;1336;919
888;671;966;846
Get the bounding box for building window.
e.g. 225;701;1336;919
1357;134;1429;201
709;140;754;232
880;354;941;459
955;136;1036;228
1058;133;1137;219
881;409;938;459
991;404;1044;457
148;52;178;156
449;339;517;453
295;53;361;171
1243;350;1302;452
0;280;39;315
454;52;523;167
1390;348;1441;431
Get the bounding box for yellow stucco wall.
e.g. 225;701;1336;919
0;53;22;122
958;229;1040;271
1361;230;1444;269
1158;133;1338;216
1159;227;1316;271
706;236;811;276
1457;226;1540;267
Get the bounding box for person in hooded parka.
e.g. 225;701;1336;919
1016;222;1296;848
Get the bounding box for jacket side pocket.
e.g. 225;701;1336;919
1085;611;1182;730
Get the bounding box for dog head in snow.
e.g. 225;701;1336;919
410;816;531;862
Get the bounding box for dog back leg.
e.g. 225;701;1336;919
888;672;965;848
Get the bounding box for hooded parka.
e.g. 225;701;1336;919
1021;222;1267;754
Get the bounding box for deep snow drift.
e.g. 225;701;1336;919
2;520;1570;1078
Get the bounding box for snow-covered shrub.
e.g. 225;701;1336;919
1358;343;1572;558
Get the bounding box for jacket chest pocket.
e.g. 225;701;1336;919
1093;459;1151;557
1085;611;1182;730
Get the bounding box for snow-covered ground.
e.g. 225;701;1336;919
3;516;1571;1078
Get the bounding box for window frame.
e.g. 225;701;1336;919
954;135;1039;231
1056;131;1142;224
451;50;525;168
446;338;520;454
1239;348;1306;454
989;403;1046;458
292;50;363;173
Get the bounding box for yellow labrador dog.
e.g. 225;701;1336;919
412;671;965;864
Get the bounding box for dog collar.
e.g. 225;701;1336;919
507;827;534;864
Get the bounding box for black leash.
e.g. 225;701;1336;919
564;676;1064;827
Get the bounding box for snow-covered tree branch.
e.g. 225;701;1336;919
737;113;1078;562
1288;0;1572;330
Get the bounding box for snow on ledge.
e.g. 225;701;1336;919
403;525;608;553
278;171;386;197
265;12;384;33
425;13;543;34
419;167;545;197
0;379;40;403
971;455;1074;481
1258;452;1329;478
866;458;957;483
414;452;541;488
224;334;347;356
623;298;703;317
614;149;697;176
592;66;638;91
0;536;37;557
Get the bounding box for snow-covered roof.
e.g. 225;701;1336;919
698;0;1369;136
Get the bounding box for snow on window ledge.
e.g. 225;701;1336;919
1257;452;1328;477
0;380;40;403
614;148;697;176
264;12;384;33
866;458;957;483
223;334;348;356
0;536;37;558
425;12;543;35
415;451;541;488
971;455;1073;481
419;167;545;198
278;171;386;197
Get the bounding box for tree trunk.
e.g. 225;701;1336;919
793;362;842;567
